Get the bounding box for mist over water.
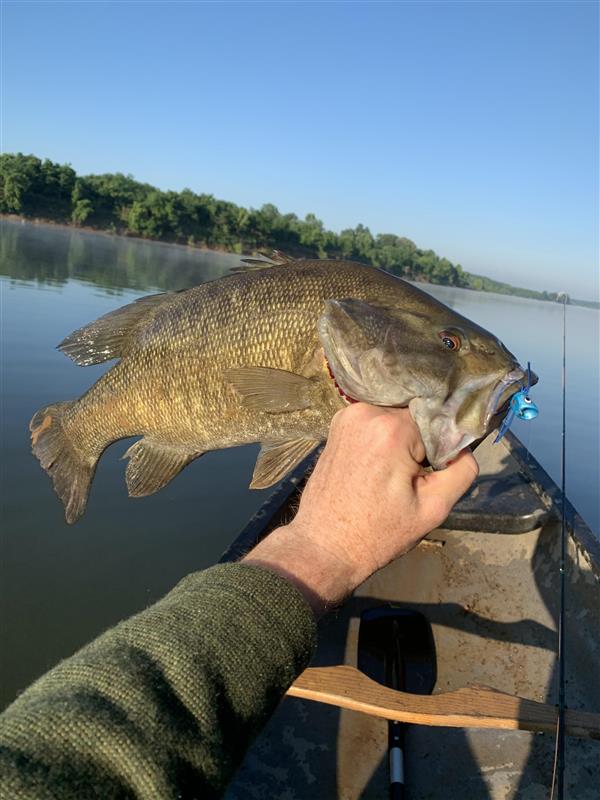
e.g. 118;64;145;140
1;219;598;709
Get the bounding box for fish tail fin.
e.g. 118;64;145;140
30;401;98;524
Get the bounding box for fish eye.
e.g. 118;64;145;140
438;331;461;351
523;396;531;404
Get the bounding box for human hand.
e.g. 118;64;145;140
242;403;478;617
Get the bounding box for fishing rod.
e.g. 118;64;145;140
550;292;569;800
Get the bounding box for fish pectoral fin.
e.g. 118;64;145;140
250;438;321;489
225;367;315;413
58;292;172;366
123;439;203;497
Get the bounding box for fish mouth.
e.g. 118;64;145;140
484;366;538;430
485;369;527;426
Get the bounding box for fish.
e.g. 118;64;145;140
29;257;534;524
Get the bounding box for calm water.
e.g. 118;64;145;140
1;219;598;709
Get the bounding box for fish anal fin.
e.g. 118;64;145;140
58;292;172;366
225;367;314;413
123;439;202;497
250;438;320;489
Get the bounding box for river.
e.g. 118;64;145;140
1;218;598;709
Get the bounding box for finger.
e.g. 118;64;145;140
418;449;479;510
392;407;426;464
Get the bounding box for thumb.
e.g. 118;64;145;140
417;449;479;526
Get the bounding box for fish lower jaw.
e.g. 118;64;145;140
429;433;476;469
409;397;476;469
428;430;476;469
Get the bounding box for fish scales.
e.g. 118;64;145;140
29;259;532;523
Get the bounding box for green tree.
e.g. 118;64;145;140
0;168;27;213
72;199;93;225
298;213;328;257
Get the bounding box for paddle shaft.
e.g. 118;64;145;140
389;720;405;800
389;628;406;800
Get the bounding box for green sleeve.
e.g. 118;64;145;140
0;563;317;799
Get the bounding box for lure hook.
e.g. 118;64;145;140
494;362;538;443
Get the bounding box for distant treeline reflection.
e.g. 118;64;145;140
0;216;238;293
1;153;594;306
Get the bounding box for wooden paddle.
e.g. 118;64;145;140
287;665;600;740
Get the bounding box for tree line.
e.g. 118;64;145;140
0;152;567;302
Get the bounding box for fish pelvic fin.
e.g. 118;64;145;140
30;402;98;524
58;292;172;366
250;438;320;489
123;439;203;498
225;367;315;413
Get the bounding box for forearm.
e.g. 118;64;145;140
0;563;316;800
242;521;362;618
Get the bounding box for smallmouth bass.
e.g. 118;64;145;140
30;257;533;523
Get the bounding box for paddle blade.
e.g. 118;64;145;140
357;606;436;694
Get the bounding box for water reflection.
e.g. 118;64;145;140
1;218;241;292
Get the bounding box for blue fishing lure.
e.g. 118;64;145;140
494;362;539;443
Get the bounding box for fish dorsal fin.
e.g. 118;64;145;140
123;439;203;497
236;250;295;271
58;292;173;366
225;367;315;413
269;250;295;265
250;438;320;489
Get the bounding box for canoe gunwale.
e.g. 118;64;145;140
504;430;600;575
221;432;599;572
219;448;321;563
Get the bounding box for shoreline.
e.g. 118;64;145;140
2;214;596;309
0;213;236;256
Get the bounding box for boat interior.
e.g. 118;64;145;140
223;433;600;799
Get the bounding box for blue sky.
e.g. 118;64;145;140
2;1;598;298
